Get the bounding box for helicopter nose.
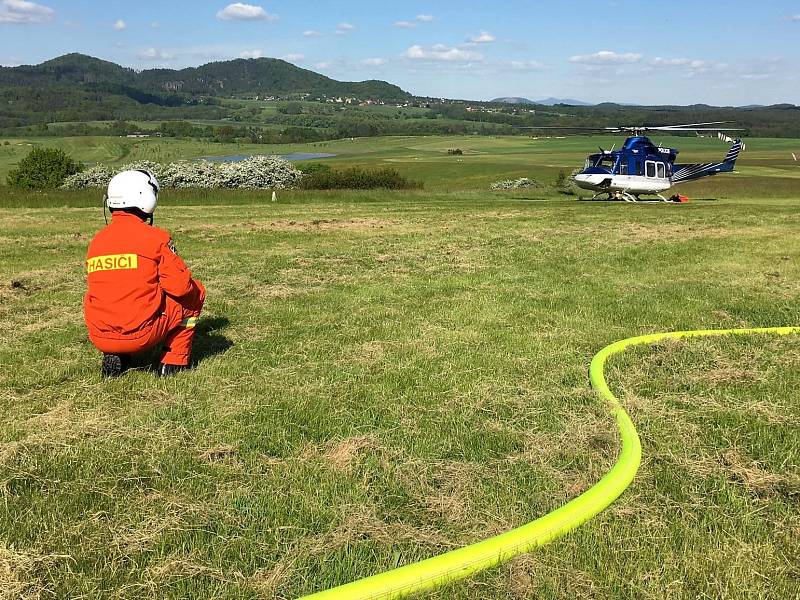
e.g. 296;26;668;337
573;173;596;190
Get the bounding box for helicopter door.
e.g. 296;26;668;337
645;161;656;178
657;163;666;178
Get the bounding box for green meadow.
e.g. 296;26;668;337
1;133;798;192
0;135;798;598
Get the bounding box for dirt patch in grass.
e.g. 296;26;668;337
344;340;389;367
258;436;386;474
180;218;405;235
269;218;400;232
322;435;379;473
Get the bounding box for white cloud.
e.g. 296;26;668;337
315;61;332;69
303;29;321;36
651;57;728;75
282;53;304;63
216;3;277;21
335;21;354;34
509;59;546;71
137;47;175;61
741;73;770;81
396;14;434;27
652;57;716;69
240;49;263;58
784;14;800;21
468;31;495;43
361;57;387;67
569;50;642;64
0;0;55;24
652;57;692;66
405;44;483;62
112;19;126;31
150;21;160;28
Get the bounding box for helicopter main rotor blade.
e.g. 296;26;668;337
656;121;735;128
648;127;745;131
515;122;744;134
515;126;612;130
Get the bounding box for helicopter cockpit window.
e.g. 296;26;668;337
598;155;614;169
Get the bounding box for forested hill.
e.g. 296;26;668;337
0;53;409;100
1;53;799;139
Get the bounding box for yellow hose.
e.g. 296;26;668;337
300;326;799;600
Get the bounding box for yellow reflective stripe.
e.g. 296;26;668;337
180;317;199;328
87;254;138;274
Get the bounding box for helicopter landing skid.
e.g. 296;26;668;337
591;191;673;203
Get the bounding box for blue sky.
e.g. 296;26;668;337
0;0;798;105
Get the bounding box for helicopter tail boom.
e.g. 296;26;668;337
671;138;743;184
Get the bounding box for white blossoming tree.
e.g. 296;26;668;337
62;156;303;190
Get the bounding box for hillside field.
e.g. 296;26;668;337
0;136;799;598
1;133;799;193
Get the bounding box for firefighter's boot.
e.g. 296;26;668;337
158;362;189;378
101;353;129;378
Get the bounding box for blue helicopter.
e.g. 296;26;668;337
569;122;744;202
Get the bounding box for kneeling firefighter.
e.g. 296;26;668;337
84;170;205;377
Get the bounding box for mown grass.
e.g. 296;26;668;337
1;184;798;598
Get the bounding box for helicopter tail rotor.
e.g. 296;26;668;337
723;139;745;163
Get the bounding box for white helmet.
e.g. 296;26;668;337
106;170;160;214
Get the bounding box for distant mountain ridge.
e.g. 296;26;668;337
492;96;595;106
0;53;410;100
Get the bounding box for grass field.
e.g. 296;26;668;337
1;136;799;598
2;133;799;193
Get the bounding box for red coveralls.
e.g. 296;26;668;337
84;211;205;366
